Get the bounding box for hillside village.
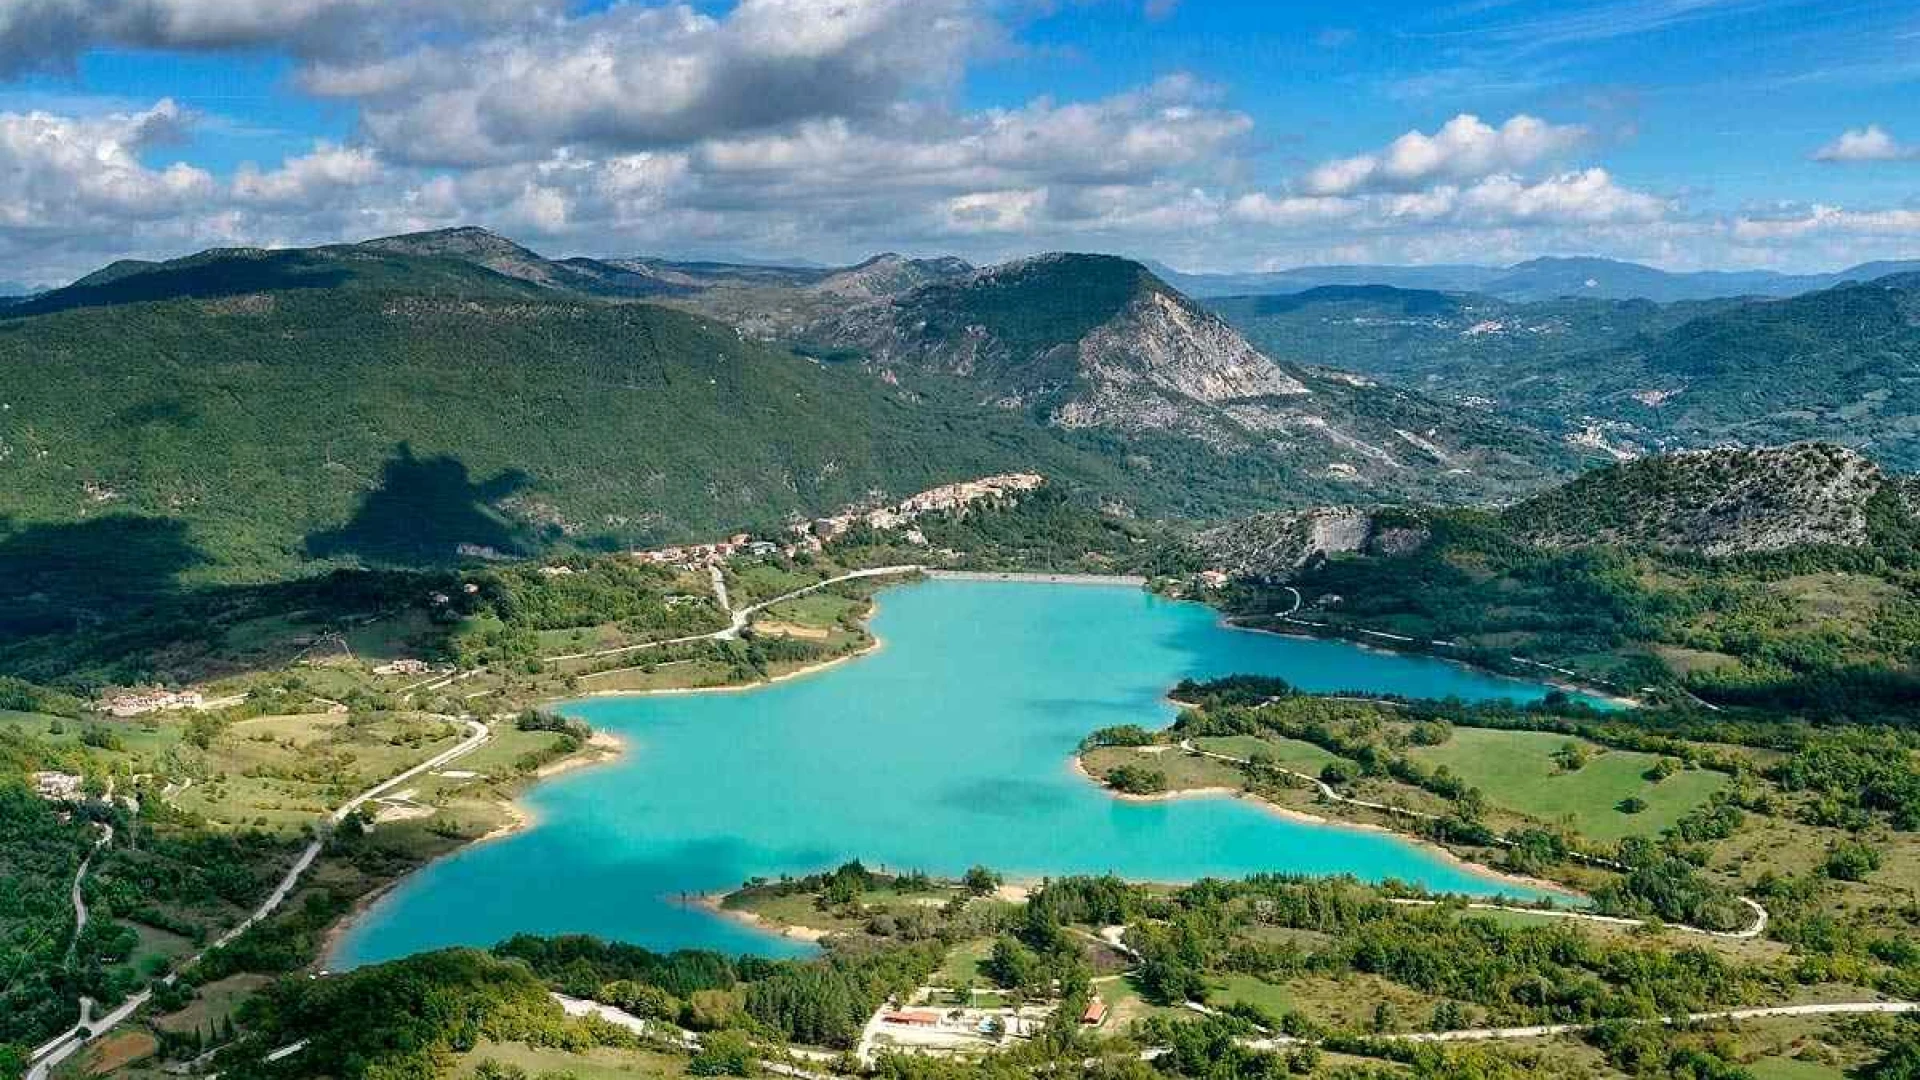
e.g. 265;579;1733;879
628;472;1044;570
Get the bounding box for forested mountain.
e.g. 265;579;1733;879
1506;443;1919;555
1214;272;1920;468
1211;285;1726;385
1487;273;1920;467
802;253;1576;497
1198;442;1920;711
1164;254;1920;301
0;229;1576;647
330;235;1583;500
0;255;1142;586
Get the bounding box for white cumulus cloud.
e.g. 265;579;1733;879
0;0;550;74
0;99;214;226
1812;125;1919;163
1733;204;1920;240
304;0;988;166
232;143;384;207
1302;113;1589;195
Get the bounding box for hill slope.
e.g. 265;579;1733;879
1195;443;1920;711
1210;286;1719;390
1215;273;1920;469
1489;275;1920;467
805;254;1576;500
0;262;1173;595
1505;443;1915;556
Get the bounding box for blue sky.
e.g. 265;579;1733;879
0;0;1914;284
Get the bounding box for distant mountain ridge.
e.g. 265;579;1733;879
1208;269;1920;470
1155;255;1920;302
1487;273;1920;468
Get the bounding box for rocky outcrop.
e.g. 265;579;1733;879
1506;442;1907;556
818;253;1313;442
1196;507;1431;581
800;253;1574;497
1060;289;1309;436
812;254;973;299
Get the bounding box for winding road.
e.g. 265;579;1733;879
541;564;924;661
24;718;492;1080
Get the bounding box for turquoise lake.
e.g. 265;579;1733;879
330;579;1578;968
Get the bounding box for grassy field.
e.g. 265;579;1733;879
1079;746;1246;793
1403;727;1728;841
127;922;196;978
1746;1054;1850;1079
760;589;862;628
451;1040;686;1080
79;1030;157;1076
0;712;184;765
153;974;273;1035
1193;734;1342;775
934;938;995;988
171;711;465;832
727;564;832;607
569;658;737;693
1206;973;1296;1017
1094;974;1186;1028
725;882;957;936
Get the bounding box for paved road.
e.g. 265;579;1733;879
65;825;111;962
29;824;115;1061
554;994;829;1079
1239;1000;1918;1050
25;719;492;1080
543;564;924;660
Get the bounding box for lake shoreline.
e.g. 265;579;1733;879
571;637;884;701
1214;613;1644;710
693;894;832;944
326;602;900;966
925;569;1148;586
565;590;893;703
334;577;1597;966
1069;750;1582;903
321;728;630;969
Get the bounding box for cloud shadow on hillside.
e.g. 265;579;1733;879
305;443;534;567
0;514;210;639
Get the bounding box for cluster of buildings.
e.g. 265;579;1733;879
372;658;438;677
868;990;1105;1059
100;688;205;718
806;473;1045;542
632;532;781;570
628;473;1046;572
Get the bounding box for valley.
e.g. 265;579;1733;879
8;4;1920;1077
1;232;1917;1080
1208;272;1920;470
